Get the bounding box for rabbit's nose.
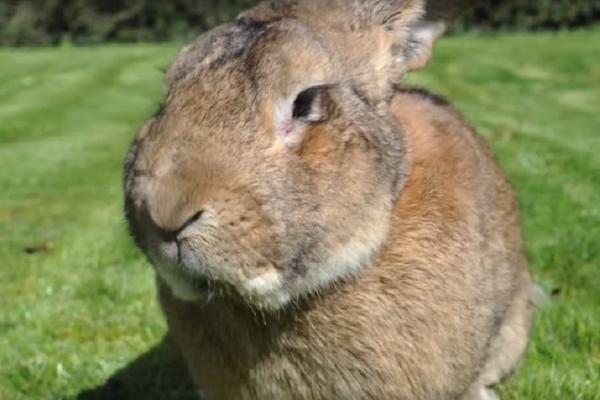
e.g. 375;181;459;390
174;210;205;240
154;210;205;243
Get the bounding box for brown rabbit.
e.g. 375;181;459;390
124;0;536;399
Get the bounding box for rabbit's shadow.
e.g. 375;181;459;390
77;335;200;400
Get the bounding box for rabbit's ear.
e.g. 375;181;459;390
243;0;426;34
355;0;425;28
340;0;437;102
403;21;446;71
361;2;445;78
352;2;445;93
244;1;440;102
321;0;432;100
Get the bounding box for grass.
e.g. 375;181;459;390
0;30;598;399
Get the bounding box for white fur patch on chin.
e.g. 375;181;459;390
480;388;500;400
155;223;387;310
232;237;379;311
157;261;290;309
241;271;291;310
242;224;389;310
290;224;389;302
156;267;203;302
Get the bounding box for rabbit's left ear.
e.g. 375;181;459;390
403;21;446;71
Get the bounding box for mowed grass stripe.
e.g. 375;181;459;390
0;48;176;146
0;46;176;399
0;46;176;240
411;31;600;160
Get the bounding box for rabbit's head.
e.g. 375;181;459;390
124;0;444;310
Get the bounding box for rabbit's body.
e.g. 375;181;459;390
157;89;534;400
124;1;535;398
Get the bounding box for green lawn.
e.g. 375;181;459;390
0;30;599;399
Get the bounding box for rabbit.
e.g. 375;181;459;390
123;0;537;399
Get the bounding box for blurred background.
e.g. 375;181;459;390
0;1;598;400
1;0;599;46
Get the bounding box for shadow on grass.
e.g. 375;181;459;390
77;335;200;400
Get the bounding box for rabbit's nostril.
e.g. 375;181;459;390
155;226;177;243
176;210;204;237
150;210;204;243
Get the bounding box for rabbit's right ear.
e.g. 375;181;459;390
340;1;445;93
244;0;431;103
403;21;446;72
331;0;433;103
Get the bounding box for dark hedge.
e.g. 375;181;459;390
458;0;600;32
1;0;599;46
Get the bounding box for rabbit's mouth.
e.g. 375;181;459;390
152;249;292;309
154;262;230;303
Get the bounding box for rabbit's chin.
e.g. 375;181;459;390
153;228;384;311
154;261;293;310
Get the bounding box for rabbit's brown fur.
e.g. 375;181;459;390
154;89;534;400
124;1;535;399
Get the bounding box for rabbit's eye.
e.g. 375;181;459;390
292;85;330;123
